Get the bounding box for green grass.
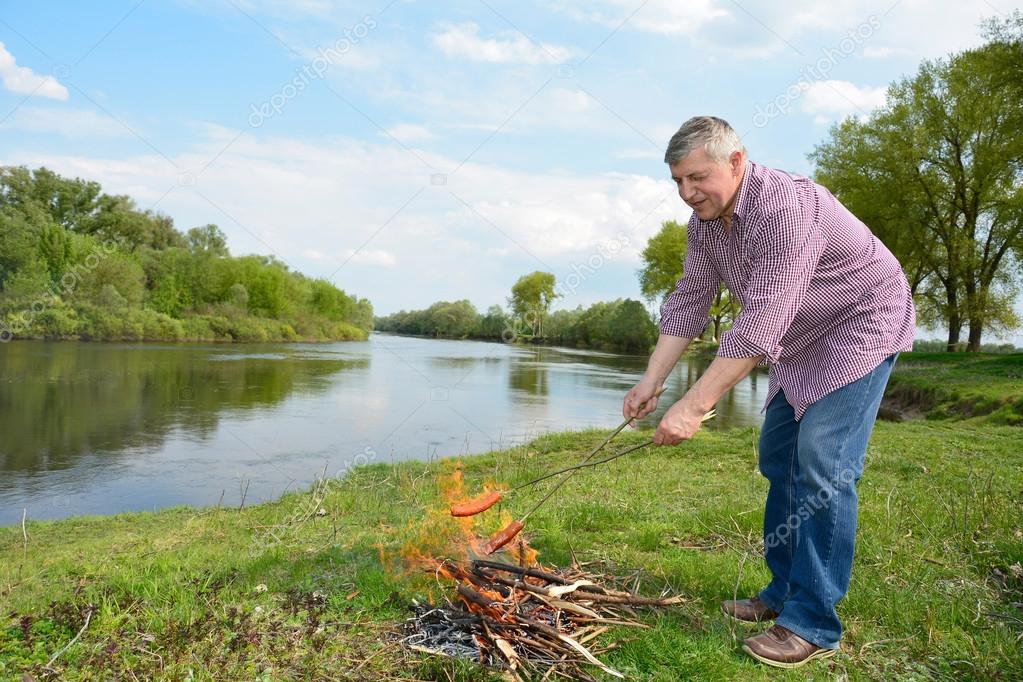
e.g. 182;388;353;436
2;417;1021;681
886;352;1023;424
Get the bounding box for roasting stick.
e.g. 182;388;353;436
512;409;716;491
514;407;718;523
451;386;669;518
482;406;718;554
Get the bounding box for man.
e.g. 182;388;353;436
623;116;915;668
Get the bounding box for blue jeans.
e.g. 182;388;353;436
756;354;897;649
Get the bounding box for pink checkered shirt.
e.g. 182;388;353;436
659;160;915;420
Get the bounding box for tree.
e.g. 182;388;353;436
87;194;184;251
427;300;478;338
811;31;1023;351
76;250;146;307
186;224;229;258
606;299;657;352
0;166;102;232
509;271;558;337
638;220;688;303
477;304;509;339
142;247;194;317
706;287;741;344
638;219;738;341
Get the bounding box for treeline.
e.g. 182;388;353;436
0;167;372;342
912;339;1018;353
375;298;657;353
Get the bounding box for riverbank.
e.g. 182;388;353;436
3;418;1021;680
2;308;369;343
884;352;1023;423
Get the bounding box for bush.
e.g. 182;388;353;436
34;303;78;339
180;316;215;342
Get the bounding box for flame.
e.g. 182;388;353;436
395;460;542;584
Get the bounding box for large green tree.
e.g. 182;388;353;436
509;271;558;337
812;21;1023;351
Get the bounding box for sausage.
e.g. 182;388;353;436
482;520;524;554
449;490;503;517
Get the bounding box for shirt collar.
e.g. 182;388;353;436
730;159;754;224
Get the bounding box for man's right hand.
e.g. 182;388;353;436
623;379;661;420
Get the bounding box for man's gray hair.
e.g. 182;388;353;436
663;116;746;165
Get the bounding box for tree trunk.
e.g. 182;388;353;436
945;283;962;352
967;323;983;352
946;322;961;352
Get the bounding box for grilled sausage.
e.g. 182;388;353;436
450;490;503;517
483;520;524;554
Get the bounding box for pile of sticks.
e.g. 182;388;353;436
401;558;685;681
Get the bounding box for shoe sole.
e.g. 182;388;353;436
741;644;837;669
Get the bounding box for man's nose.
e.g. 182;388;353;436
680;183;696;202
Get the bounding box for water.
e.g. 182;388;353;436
0;335;767;525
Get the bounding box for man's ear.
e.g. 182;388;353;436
730;150;744;176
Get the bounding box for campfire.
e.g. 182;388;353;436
396;463;686;681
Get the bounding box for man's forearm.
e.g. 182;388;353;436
643;334;691;386
682;354;763;413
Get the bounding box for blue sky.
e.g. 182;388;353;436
1;0;1020;340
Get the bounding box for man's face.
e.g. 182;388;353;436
668;147;744;221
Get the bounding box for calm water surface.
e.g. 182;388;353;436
0;335;767;525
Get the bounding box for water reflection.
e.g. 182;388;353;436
508;348;549;400
0;343;364;475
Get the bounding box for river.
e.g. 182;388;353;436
0;335;767;525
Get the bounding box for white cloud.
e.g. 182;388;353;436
0;106;131;138
382;123;435;142
862;45;912;58
0;42;68;100
306;247;397;267
615;147;663;161
558;0;1003;59
559;0;727;36
801;80;887;122
338;248;397;267
432;22;577;64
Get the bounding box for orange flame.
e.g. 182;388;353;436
395;461;540;579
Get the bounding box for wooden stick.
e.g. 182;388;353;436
472;559;573;585
45;605;94;669
482;573;683;606
21;508;28;560
238;479;249;511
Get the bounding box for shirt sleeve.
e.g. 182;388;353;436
658;225;721;339
717;204;825;363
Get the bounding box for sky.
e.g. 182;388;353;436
1;0;1020;341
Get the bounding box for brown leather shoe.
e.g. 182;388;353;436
742;624;837;668
720;596;779;623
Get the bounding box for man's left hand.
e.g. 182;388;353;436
653;399;707;445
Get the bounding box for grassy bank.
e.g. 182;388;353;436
2;417;1021;680
885;353;1023;424
3;306;370;343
